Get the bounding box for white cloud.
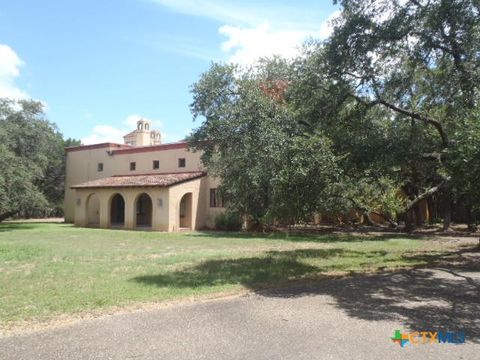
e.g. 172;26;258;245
318;10;340;39
150;0;253;26
81;114;165;145
219;23;305;65
150;1;340;65
150;0;325;29
80;125;127;145
219;11;340;66
0;44;29;99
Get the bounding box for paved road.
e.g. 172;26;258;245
2;267;479;360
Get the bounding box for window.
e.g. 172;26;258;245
178;158;186;168
97;163;103;172
130;162;136;171
153;160;160;169
210;188;224;208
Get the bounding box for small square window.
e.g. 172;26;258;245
97;163;103;172
130;162;136;171
153;160;160;169
178;158;186;168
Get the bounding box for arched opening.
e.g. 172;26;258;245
179;193;193;229
135;193;152;228
110;193;125;227
145;123;149;131
86;193;100;226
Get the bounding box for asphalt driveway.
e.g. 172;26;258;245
1;266;479;360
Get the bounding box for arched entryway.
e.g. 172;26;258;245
110;193;125;227
86;193;100;226
179;193;192;229
135;193;152;228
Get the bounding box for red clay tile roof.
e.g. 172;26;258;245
71;171;206;189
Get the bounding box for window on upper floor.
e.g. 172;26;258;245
210;188;224;208
178;158;186;168
153;160;160;169
130;162;136;171
97;163;103;172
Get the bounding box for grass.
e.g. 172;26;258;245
0;223;454;329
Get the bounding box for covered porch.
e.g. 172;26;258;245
71;172;206;232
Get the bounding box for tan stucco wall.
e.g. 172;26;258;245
66;142;225;231
167;177;204;231
74;187;170;231
86;194;100;225
73;177;217;232
64;145;204;223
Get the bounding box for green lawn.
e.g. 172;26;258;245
0;223;451;329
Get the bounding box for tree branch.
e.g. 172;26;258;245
349;93;449;147
421;152;446;162
370;211;399;228
404;181;446;213
376;99;449;147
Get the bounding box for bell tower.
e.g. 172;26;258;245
123;118;162;146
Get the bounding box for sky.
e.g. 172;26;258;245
0;0;339;144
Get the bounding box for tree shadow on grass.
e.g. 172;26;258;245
132;246;480;343
132;248;347;288
0;223;39;232
186;231;428;244
276;248;480;344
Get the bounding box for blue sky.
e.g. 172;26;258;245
0;0;339;144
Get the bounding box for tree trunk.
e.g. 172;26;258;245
405;210;416;233
443;200;452;231
414;204;424;227
0;211;16;223
465;204;477;232
370;211;398;228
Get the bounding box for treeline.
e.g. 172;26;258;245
0;99;80;221
189;0;480;231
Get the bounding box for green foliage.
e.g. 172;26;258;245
190;1;480;227
214;211;243;231
447;108;480;212
326;0;480;224
190;61;347;225
0;99;80;220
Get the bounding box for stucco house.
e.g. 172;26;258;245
64;119;224;231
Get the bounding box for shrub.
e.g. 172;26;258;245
215;212;242;231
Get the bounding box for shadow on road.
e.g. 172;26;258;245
264;264;480;343
132;246;480;343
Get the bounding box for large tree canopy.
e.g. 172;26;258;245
190;0;480;229
324;0;480;228
190;62;346;225
0;99;75;221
